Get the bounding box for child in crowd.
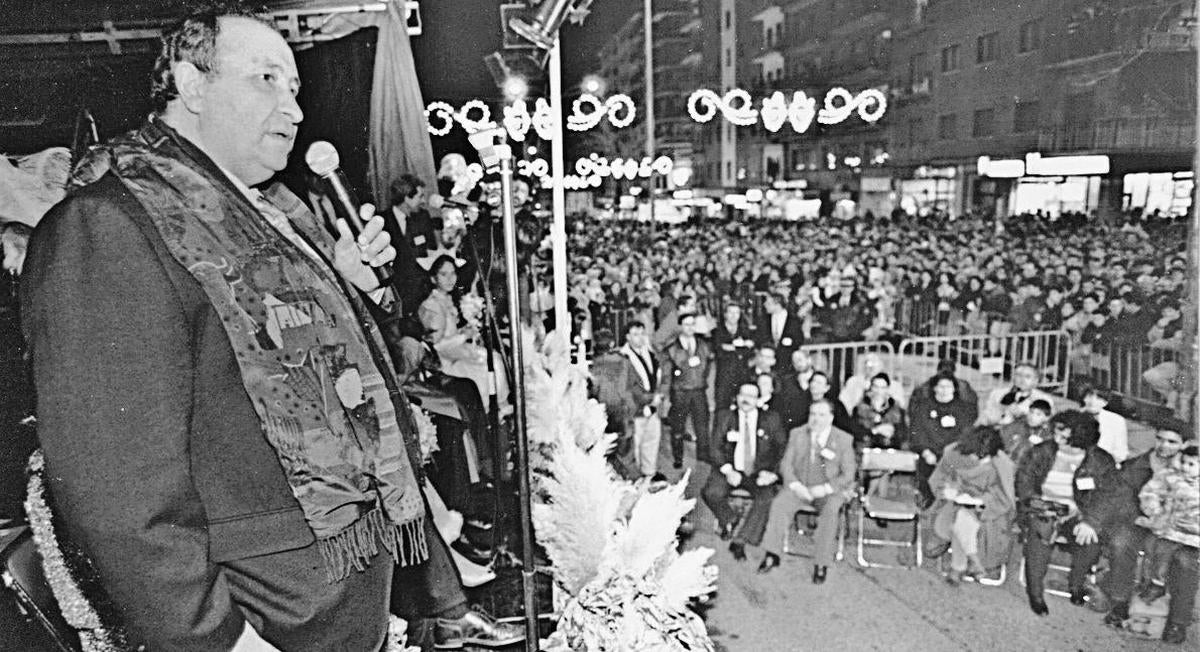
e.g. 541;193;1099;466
1136;443;1200;602
999;398;1052;466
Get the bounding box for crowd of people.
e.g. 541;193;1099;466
577;212;1195;645
564;211;1191;418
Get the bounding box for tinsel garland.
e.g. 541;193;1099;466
24;450;127;652
24;450;421;651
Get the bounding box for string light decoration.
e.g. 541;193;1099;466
427;94;636;138
456;100;492;134
425;101;456;137
686;86;886;132
566;93;637;131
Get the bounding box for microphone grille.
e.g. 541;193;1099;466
305;141;340;176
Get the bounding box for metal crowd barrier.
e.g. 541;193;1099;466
798;340;897;391
894;330;1072;401
1074;340;1191;420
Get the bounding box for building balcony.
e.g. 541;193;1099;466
1037;117;1196;155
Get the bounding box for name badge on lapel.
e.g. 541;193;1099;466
782;337;793;346
726;430;740;442
1075;477;1096;491
820;448;837;461
414;235;426;245
688;356;701;367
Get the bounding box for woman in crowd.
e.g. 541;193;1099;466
419;255;508;409
1016;410;1118;615
927;426;1016;585
909;374;977;507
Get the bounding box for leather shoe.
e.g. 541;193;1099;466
1069;589;1087;606
434;609;525;649
812;565;827;585
729;541;746;561
1028;595;1049;616
717;522;734;541
1162;622;1187;645
673;458;684;469
757;552;780;574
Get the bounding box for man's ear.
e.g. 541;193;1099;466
173;61;208;114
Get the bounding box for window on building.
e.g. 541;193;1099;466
908;52;928;85
725;10;731;29
976;32;998;63
1018;20;1041;52
1013;100;1040;132
725;47;732;67
972;108;995;137
937;113;957;140
940;44;959;72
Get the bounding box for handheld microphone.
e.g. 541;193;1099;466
305;140;392;282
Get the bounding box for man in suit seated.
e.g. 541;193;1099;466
702;383;788;561
757;399;857;585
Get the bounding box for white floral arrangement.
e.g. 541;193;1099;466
525;333;718;652
460;292;485;336
412;406;440;466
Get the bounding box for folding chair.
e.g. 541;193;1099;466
856;448;922;569
782;499;848;561
1019;532;1097;599
1;525;82;651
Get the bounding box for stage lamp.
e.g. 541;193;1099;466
503;75;530;102
510;0;576;50
581;74;607;96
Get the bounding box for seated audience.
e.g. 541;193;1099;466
1133;442;1198;604
1016;410;1118;616
927;426;1016;584
702;383;788;562
757;399;857;585
999;398;1052;466
850;372;907;450
909;374;977;507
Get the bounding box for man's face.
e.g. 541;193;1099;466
513;180;531;206
792;350;811;373
679;316;696;337
808;401;834;430
627;326;648;350
1153;430;1184;460
756;348;776;371
724;304;742;324
1013;365;1038;391
403;187;425;211
809;374;829;397
1108;298;1124;316
193;18;303;185
736;385;759;412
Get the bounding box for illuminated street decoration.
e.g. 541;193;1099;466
687;86;887;132
426;93;637;139
516;154;674;190
565;93;637;131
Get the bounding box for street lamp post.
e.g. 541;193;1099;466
644;0;655;230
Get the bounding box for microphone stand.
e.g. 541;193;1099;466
495;144;539;651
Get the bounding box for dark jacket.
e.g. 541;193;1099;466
755;309;805;361
660;336;713;394
852;396;908;449
1015;441;1119;530
22;171;385;649
908;395;976;458
710;408;788;475
1105;450;1161;527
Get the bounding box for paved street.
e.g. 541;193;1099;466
669;446;1196;652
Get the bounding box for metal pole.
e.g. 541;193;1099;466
644;0;656;230
550;39;570;339
497;146;539;652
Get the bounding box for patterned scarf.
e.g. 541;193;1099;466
71;119;426;581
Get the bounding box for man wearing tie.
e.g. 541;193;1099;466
660;313;714;468
757;292;804;363
702;383;788;561
757;399;857;584
620;321;664;477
